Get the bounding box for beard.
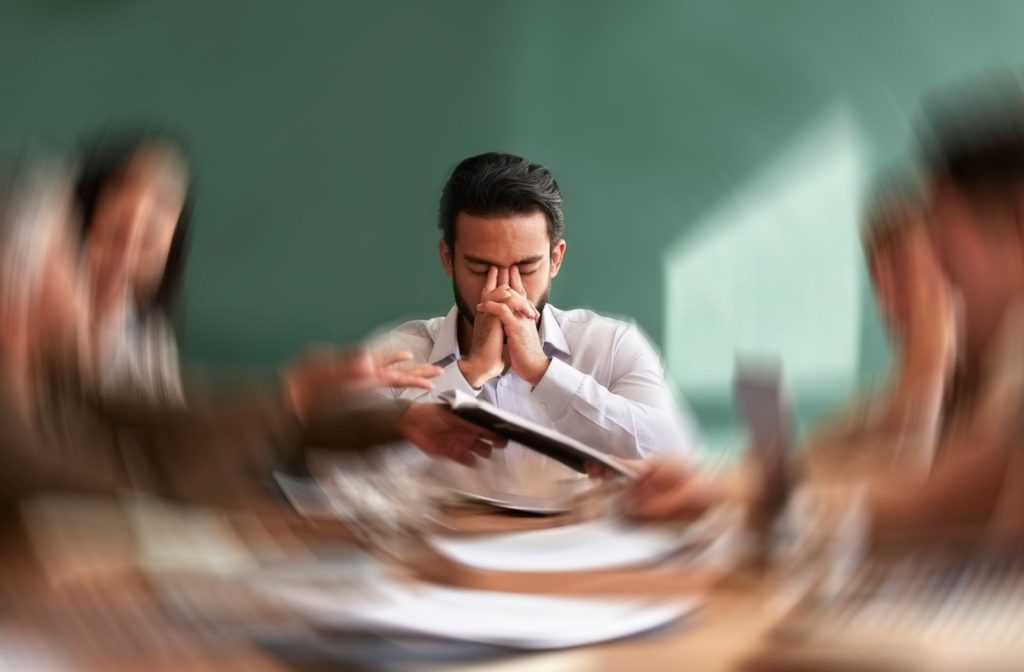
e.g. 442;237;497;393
453;274;550;328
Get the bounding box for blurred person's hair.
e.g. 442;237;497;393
861;172;925;255
74;123;193;320
921;75;1024;204
439;152;564;249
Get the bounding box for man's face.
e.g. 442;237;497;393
928;182;1024;365
87;146;187;304
440;211;565;324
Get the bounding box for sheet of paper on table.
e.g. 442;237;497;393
266;573;698;650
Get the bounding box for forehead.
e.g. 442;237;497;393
113;147;188;197
454;211;550;263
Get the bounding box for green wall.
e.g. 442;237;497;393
2;0;1022;433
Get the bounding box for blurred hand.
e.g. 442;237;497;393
285;348;441;419
621;457;718;521
397;403;506;466
900;224;957;378
585;456;644;480
475;266;548;385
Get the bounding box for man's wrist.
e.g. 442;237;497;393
458;357;500;389
523;356;552;386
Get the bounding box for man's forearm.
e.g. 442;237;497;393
532;359;693;458
300;395;412;450
869;439;1011;541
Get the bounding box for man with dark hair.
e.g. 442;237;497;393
369;152;697;501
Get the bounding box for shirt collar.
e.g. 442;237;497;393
428;305;463;365
538;304;572;359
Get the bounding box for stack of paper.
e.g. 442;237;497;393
267;575;697;650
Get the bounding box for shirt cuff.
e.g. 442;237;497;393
434;359;486;397
531;357;587;421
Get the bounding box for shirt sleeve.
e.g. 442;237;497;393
530;324;700;460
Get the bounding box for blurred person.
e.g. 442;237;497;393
368;152;698;501
603;82;1024;551
804;187;957;481
73;129;191;405
73;129;440;408
871;83;1024;544
0;156;135;497
0;153;502;507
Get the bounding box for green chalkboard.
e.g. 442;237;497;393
2;0;1021;437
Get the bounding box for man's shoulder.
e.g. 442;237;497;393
366;314;447;353
551;305;642;338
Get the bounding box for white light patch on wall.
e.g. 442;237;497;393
664;107;870;407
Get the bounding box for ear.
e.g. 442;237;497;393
439;239;454;279
549;239;566;279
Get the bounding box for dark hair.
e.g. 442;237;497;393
74;124;193;320
921;78;1024;198
438;152;564;249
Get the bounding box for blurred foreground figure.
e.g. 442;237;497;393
870;80;1024;544
805;186;956;481
0;150;501;508
74;128;192;405
613;80;1024;552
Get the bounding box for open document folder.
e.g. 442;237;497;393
265;572;698;650
439;390;637;478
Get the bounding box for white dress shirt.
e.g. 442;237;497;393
367;304;699;500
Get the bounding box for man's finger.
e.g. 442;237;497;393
510;265;527;294
483;265;498;296
446;412;506;446
479;284;531;313
382;374;435;390
480;285;512;303
376;351;415;367
391;363;443;378
585;460;614;480
470;440;493;459
479;293;536;319
500;292;538;318
476;301;517;324
451;449;478;467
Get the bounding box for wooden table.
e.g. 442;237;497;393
0;500;790;672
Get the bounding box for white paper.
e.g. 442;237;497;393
268;576;697;650
425;519;703;573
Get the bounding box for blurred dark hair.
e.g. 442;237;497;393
439;152;563;249
74;123;193;321
921;76;1024;199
